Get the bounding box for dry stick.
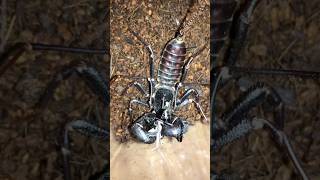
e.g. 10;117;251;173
276;38;298;64
306;7;320;24
2;15;15;47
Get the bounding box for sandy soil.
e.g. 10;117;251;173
110;123;210;180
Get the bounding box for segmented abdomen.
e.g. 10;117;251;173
158;38;186;86
212;0;238;62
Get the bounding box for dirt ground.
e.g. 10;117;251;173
0;1;107;179
110;0;210;141
214;0;320;179
110;0;210;179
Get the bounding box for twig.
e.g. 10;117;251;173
276;38;298;63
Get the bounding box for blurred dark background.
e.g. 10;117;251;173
0;0;108;179
214;0;320;179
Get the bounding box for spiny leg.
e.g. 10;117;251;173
252;117;309;180
212;82;282;177
0;33;108;180
176;88;208;122
213;117;309;180
37;60;109;109
62;120;108;180
221;82;284;130
212;83;308;179
31;61;109;180
213;82;284;150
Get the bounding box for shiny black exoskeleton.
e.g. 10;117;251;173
124;34;207;144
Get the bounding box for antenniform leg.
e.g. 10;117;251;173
128;27;156;80
0;43;106;77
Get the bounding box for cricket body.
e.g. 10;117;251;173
126;25;207;144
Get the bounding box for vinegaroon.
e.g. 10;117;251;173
120;1;209;146
0;1;109;180
212;0;320;179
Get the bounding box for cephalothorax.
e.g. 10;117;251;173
124;10;208;144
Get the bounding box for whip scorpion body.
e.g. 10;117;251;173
123;1;209;145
